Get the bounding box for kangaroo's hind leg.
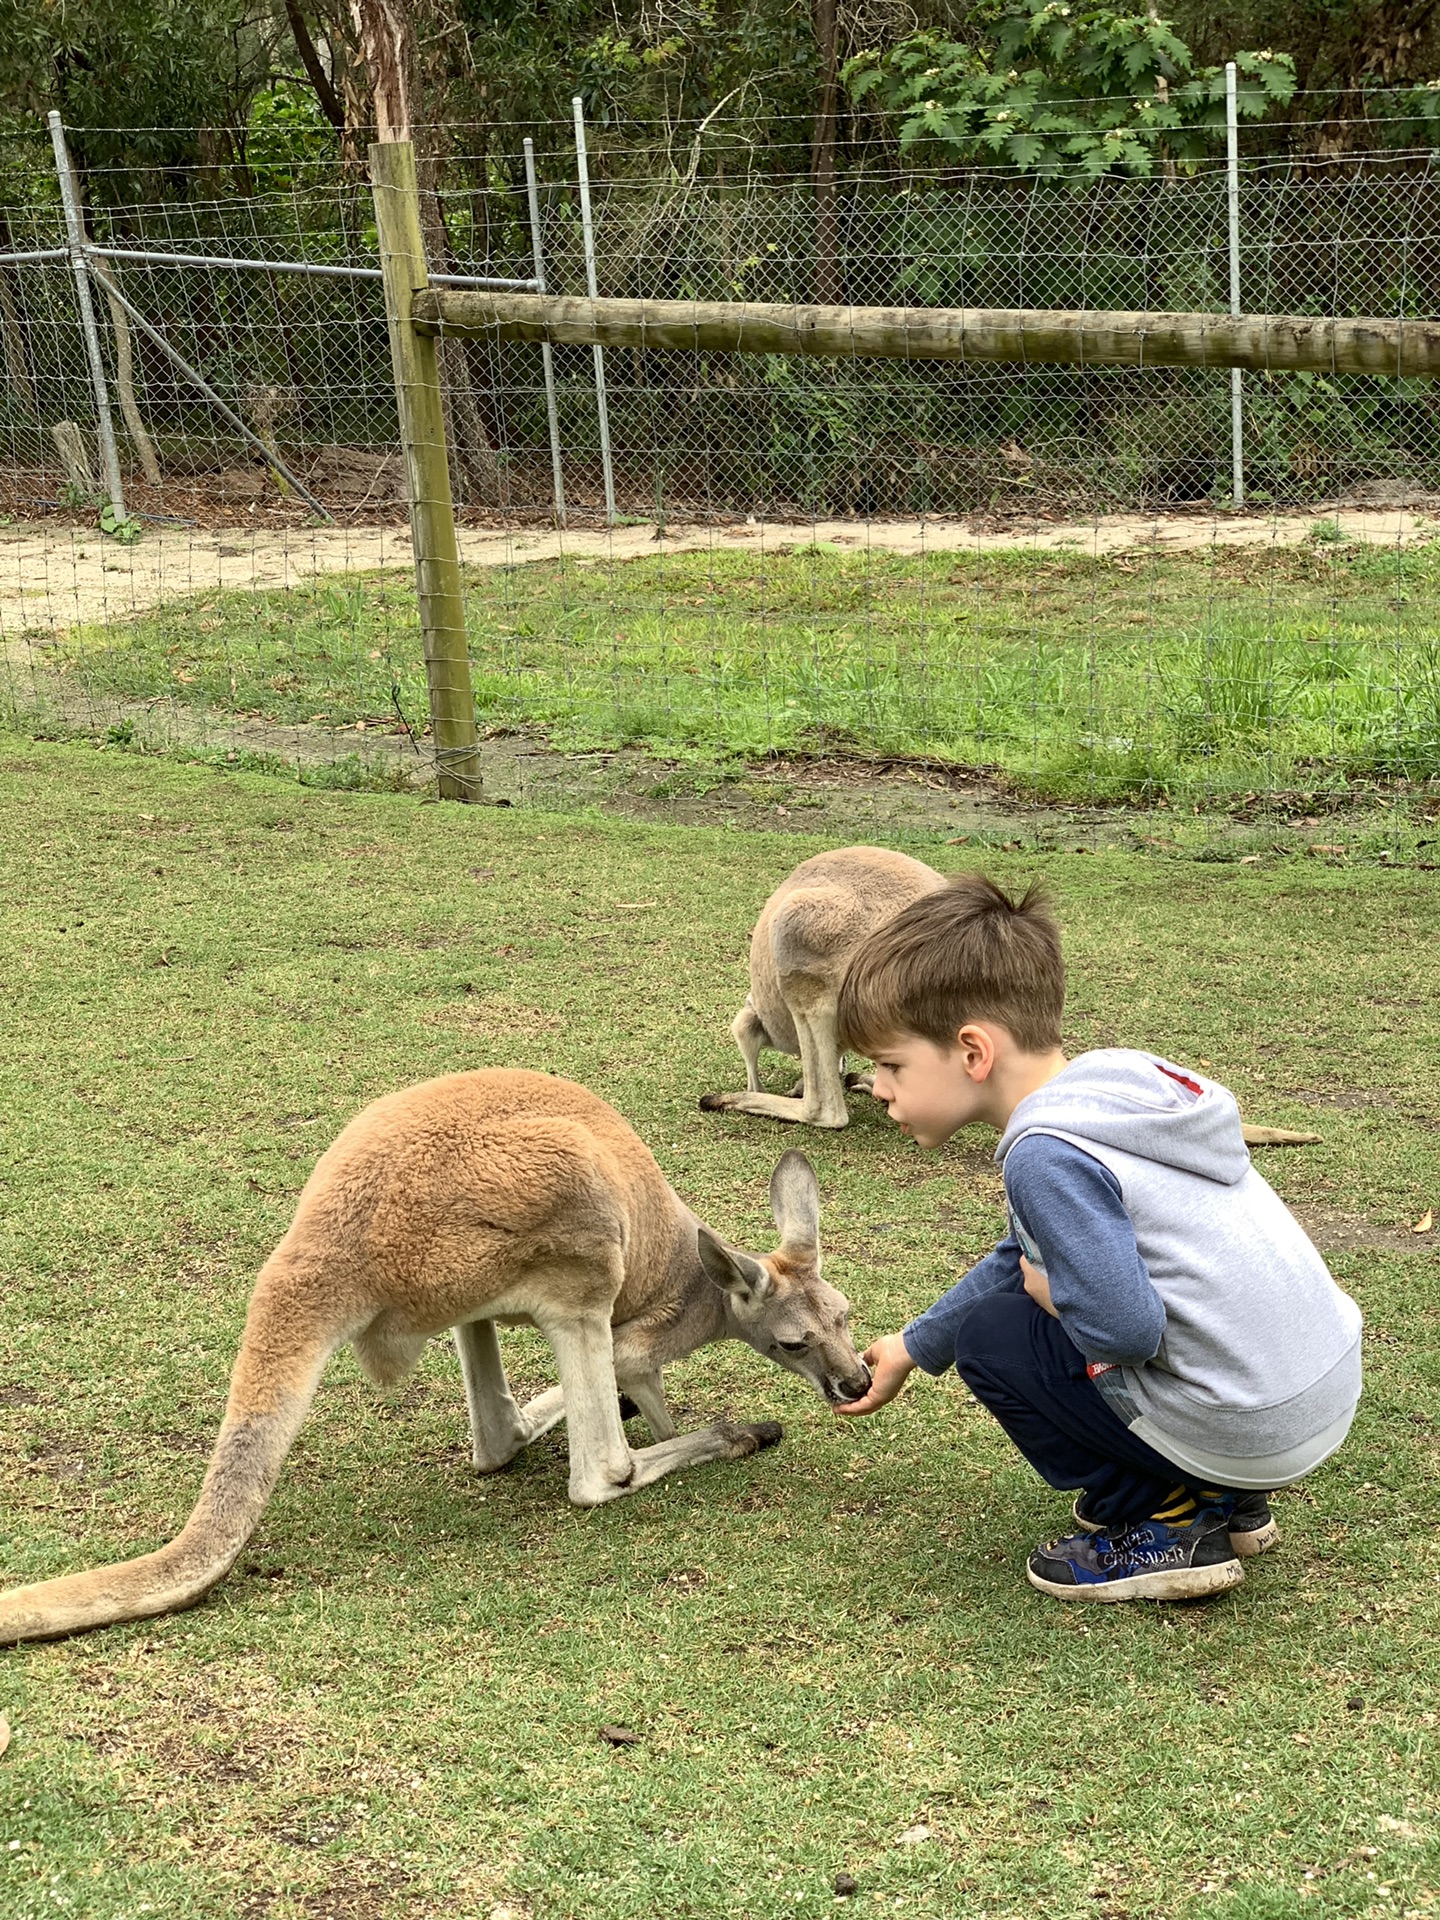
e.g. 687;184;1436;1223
453;1319;565;1473
699;989;849;1129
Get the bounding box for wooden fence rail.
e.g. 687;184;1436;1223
413;290;1440;379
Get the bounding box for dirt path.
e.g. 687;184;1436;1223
1;505;1433;635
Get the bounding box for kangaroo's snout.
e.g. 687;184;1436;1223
826;1363;872;1405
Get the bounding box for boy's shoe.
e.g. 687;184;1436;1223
1072;1487;1278;1558
1027;1508;1244;1603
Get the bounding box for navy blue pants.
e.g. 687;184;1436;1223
951;1287;1205;1528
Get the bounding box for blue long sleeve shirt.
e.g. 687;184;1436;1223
901;1133;1167;1374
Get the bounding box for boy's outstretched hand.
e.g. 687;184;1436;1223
833;1331;916;1417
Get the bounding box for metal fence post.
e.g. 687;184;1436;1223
1225;62;1245;509
572;97;617;526
47;112;126;518
370;139;482;802
524;136;567;529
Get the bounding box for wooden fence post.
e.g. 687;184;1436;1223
370;139;482;803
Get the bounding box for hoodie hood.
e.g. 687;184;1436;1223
996;1048;1251;1187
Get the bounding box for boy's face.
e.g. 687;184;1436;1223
866;1029;995;1147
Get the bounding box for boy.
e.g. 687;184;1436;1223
834;873;1362;1603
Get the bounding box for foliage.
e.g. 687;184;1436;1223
0;0;1436;211
98;502;142;545
244;77;342;197
844;0;1296;177
0;0;284;195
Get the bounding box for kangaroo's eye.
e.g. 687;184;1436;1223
778;1339;808;1353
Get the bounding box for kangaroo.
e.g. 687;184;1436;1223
700;845;1322;1146
700;846;947;1128
0;1069;870;1644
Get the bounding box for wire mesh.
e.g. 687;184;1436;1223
0;115;1437;834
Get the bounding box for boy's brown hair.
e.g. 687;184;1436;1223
837;872;1064;1055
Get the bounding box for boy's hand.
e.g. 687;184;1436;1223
1020;1254;1058;1319
833;1331;916;1417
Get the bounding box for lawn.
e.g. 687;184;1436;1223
45;535;1440;803
0;736;1437;1920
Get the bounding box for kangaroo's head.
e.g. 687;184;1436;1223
696;1149;871;1406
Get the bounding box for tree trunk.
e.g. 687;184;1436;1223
0;250;39;426
348;0;503;505
90;259;163;487
811;0;842;306
284;0;347;130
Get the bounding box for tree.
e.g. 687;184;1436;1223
844;0;1297;177
0;0;287;199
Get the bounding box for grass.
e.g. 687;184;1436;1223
0;735;1438;1920
43;537;1440;804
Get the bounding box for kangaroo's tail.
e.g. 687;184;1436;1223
0;1277;342;1643
1241;1123;1322;1147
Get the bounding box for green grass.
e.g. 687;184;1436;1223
45;538;1440;803
1;737;1438;1920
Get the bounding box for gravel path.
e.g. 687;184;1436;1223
1;505;1432;636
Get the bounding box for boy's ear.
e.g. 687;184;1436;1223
956;1022;998;1081
696;1226;773;1304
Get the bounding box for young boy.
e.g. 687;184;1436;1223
834;873;1362;1603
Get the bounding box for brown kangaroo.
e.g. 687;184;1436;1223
0;1070;870;1643
701;845;1322;1146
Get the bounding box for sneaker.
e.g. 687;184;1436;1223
1027;1508;1244;1603
1072;1487;1278;1558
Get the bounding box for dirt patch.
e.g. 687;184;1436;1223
1292;1207;1438;1257
1282;1086;1438;1130
424;996;566;1039
1283;1088;1398;1112
4;505;1436;636
237;1866;415;1920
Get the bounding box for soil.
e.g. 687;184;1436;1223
1290;1207;1438;1257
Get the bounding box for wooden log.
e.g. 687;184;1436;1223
370;140;482;804
413;290;1440;379
50;420;96;495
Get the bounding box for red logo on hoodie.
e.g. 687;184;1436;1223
1157;1064;1204;1098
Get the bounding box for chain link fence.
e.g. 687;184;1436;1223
1;115;1438;831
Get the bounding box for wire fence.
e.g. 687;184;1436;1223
2;114;1439;834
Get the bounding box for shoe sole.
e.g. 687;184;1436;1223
1027;1557;1246;1603
1072;1507;1279;1558
1230;1518;1279;1557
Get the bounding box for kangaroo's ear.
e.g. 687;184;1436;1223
769;1148;820;1255
696;1225;773;1303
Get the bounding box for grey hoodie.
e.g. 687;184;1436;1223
997;1049;1362;1487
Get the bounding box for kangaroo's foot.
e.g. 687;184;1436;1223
1242;1124;1322;1146
578;1419;785;1504
699;1089;849;1129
